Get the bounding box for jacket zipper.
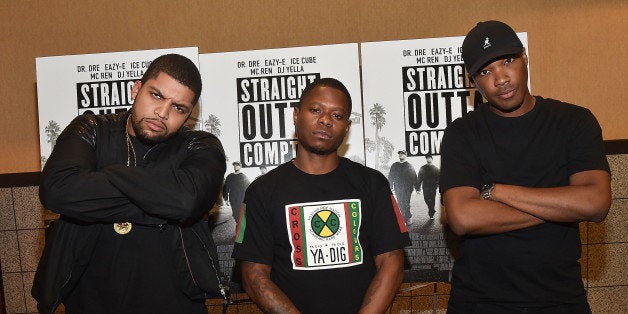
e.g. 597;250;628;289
189;227;229;300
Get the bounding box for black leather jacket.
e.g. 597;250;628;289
32;111;227;313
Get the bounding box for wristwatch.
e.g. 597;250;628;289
480;183;495;200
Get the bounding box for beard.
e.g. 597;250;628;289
129;110;171;145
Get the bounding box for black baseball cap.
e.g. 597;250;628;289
462;21;524;76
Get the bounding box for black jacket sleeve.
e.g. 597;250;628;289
40;115;163;224
40;115;227;225
103;131;226;224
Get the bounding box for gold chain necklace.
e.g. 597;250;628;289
114;116;134;235
126;118;137;167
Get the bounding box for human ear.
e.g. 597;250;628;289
130;80;142;101
293;107;301;124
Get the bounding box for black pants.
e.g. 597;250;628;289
447;299;591;314
396;187;413;221
423;187;437;217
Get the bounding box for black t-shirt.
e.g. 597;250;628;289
388;161;416;190
417;164;439;190
439;97;610;306
223;172;250;205
232;158;411;313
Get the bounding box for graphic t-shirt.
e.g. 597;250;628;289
232;158;410;313
286;199;363;270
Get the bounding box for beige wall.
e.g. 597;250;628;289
1;0;626;174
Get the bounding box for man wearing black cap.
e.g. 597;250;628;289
388;150;417;225
223;161;250;222
440;21;611;313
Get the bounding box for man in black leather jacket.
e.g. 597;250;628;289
32;54;227;314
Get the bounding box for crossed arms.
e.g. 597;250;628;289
443;169;611;236
40;115;226;224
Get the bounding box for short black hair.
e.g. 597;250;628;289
297;77;352;116
141;54;202;105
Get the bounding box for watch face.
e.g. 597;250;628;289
481;183;494;200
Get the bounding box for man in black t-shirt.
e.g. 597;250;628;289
388;150;417;224
232;78;410;313
440;21;611;313
416;154;439;220
223;161;250;221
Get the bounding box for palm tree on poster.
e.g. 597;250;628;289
44;120;61;150
42;120;61;168
204;114;222;137
369;103;386;170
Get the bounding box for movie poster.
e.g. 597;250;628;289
198;43;364;286
36;47;200;168
361;34;528;282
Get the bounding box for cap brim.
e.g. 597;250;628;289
468;46;524;76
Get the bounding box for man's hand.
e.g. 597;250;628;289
241;261;300;314
444;186;544;236
359;249;405;313
443;170;610;236
492;170;611;223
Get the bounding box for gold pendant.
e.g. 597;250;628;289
113;222;132;234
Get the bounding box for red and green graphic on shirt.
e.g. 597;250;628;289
286;199;362;270
234;203;246;243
